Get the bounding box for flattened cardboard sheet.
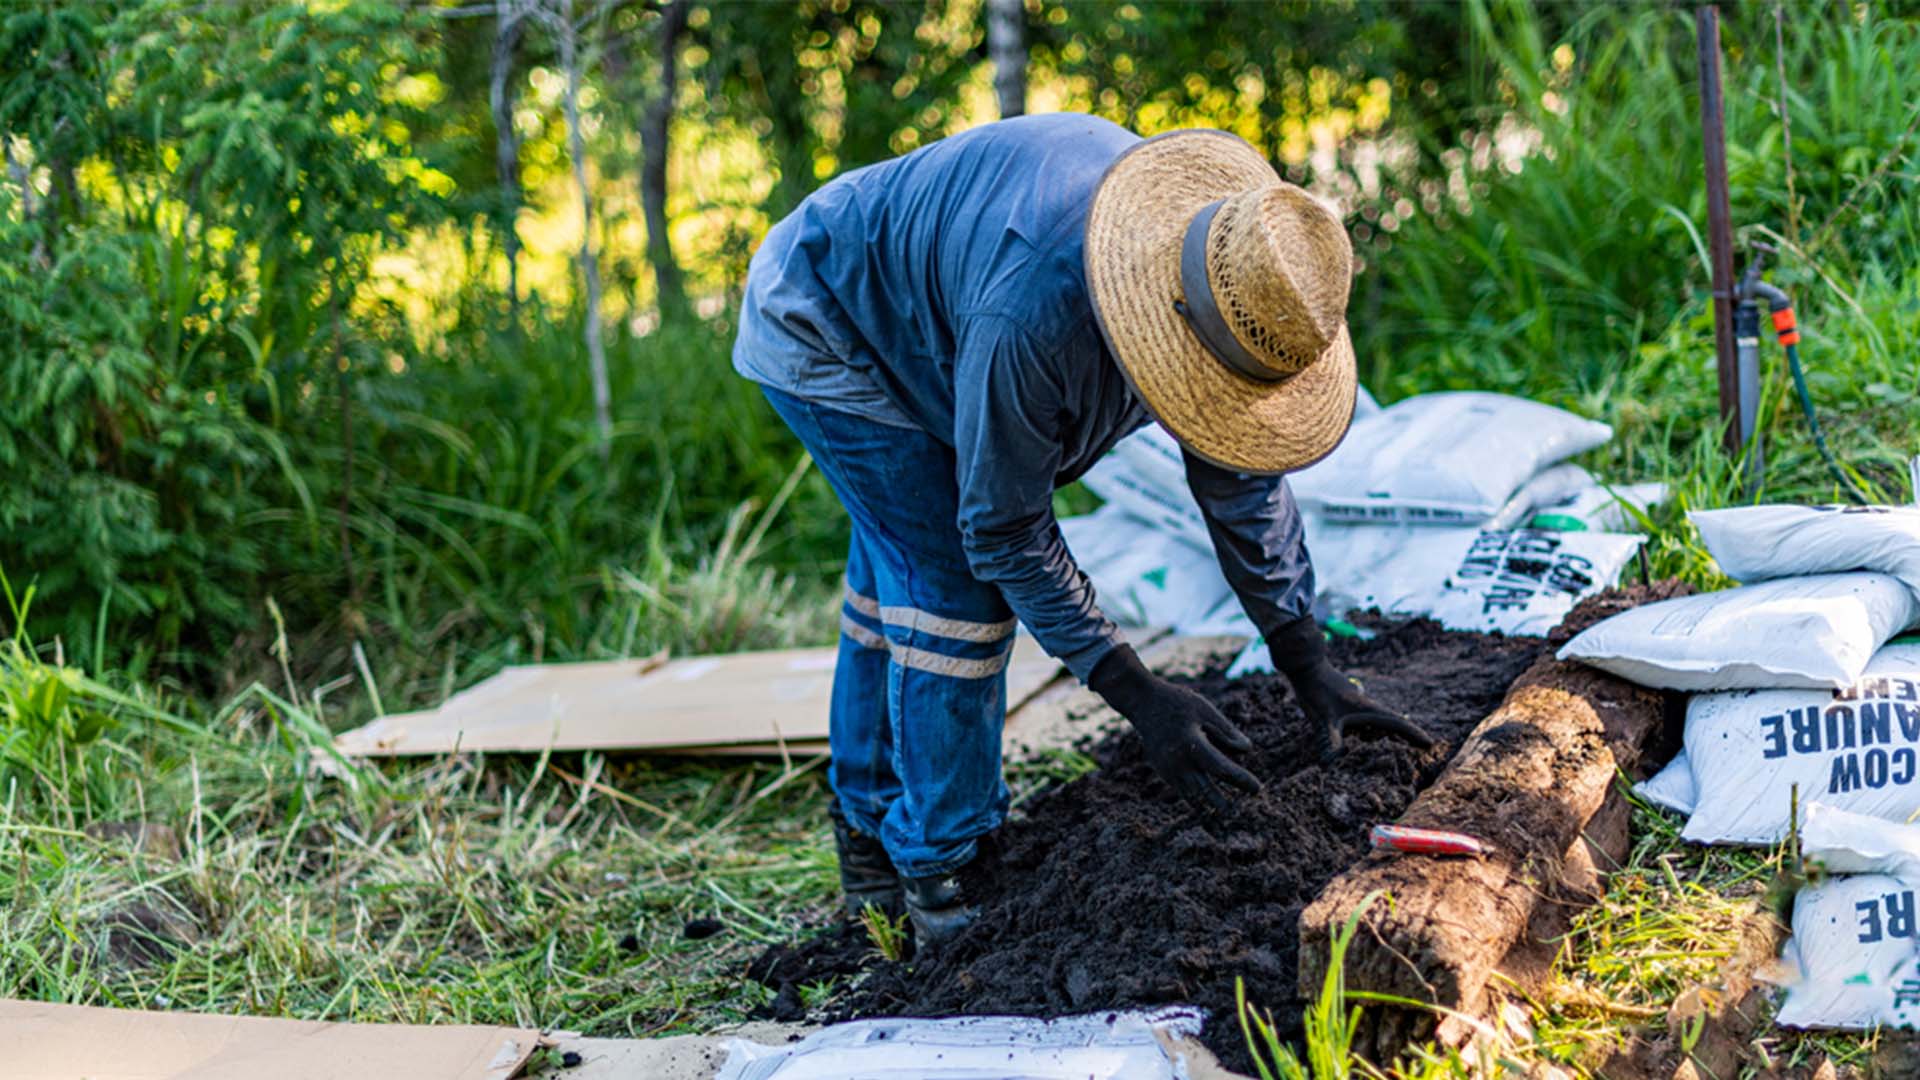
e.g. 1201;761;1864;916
0;999;542;1080
335;634;1073;758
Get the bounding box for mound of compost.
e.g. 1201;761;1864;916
749;618;1544;1073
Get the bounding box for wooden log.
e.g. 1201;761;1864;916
1297;653;1666;1060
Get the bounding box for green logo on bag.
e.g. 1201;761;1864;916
1529;513;1588;532
1142;567;1168;589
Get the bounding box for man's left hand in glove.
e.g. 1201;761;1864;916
1264;614;1434;760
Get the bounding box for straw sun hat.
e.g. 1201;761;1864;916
1085;129;1359;475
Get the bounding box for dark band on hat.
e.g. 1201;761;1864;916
1177;199;1284;384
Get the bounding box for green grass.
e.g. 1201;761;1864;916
858;904;910;964
1507;796;1884;1079
0;571;845;1038
1241;893;1381;1080
1363;0;1920;569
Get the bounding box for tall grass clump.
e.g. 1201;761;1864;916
1238;892;1462;1080
1367;0;1920;395
1239;903;1370;1080
284;313;844;716
1364;0;1919;525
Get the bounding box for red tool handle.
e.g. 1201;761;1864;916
1369;824;1490;858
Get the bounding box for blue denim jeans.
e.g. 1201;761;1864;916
762;386;1014;877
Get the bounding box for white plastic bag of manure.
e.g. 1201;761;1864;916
716;1009;1205;1079
1803;801;1920;877
1777;804;1920;1030
1557;573;1920;691
1290;392;1612;526
1303;521;1641;630
1333;526;1641;635
1693;504;1920;599
1060;505;1232;633
1670;642;1920;845
1530;480;1669;533
1776;871;1920;1030
1634;751;1698;815
1426;528;1645;637
1480;465;1601;531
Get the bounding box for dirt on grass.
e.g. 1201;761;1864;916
748;616;1548;1074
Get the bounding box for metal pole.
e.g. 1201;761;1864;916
1697;6;1743;457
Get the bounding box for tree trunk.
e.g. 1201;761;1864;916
641;0;691;325
332;294;363;617
490;2;527;317
738;44;816;219
47;155;80;229
4;140;47;269
987;0;1025;119
554;0;613;456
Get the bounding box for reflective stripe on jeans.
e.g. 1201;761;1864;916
843;590;1014;679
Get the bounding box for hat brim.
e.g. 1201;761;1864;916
1085;129;1358;475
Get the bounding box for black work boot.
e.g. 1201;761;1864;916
829;800;903;920
901;868;974;947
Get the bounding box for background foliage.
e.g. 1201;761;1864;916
1;0;1916;706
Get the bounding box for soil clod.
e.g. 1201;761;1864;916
95;900;197;969
682;917;724;941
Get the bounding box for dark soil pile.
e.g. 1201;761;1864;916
750;618;1545;1073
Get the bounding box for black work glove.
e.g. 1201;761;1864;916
1265;615;1434;761
1089;644;1262;813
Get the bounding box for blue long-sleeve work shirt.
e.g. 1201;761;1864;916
734;113;1314;680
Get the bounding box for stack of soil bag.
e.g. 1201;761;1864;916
1560;505;1920;1032
1059;391;1660;663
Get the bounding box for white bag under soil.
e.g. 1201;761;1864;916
1693;504;1920;598
1290;392;1612;526
1557;573;1920;691
1227;526;1642;675
1668;643;1920;845
717;1010;1205;1079
1426;528;1645;636
1312;525;1642;634
1059;505;1233;633
1079;426;1212;553
1777;804;1920;1030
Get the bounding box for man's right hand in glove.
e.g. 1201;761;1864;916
1089;644;1262;813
